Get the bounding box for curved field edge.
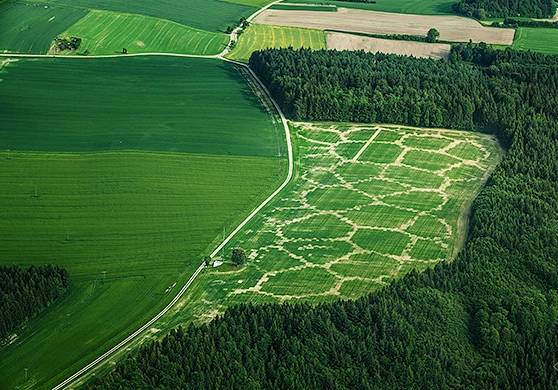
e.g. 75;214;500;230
143;122;501;337
51;10;228;56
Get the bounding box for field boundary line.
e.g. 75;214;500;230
49;34;293;390
352;128;381;161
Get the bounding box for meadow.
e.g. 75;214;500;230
0;0;86;53
228;24;326;62
38;0;256;32
284;0;456;15
56;10;228;55
512;27;558;54
0;56;287;389
159;122;500;331
0;57;284;157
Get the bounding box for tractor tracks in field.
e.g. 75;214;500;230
1;3;292;388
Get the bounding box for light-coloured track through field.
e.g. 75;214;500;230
254;7;515;44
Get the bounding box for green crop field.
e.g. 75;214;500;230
0;0;87;53
0;56;284;157
228;24;326;62
284;0;456;15
158;122;500;332
512;27;558;54
0;56;287;389
36;0;256;32
55;10;228;55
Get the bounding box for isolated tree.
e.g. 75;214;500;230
203;256;212;267
426;28;440;43
230;248;247;266
122;48;128;54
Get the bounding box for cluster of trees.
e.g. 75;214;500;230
1;265;70;340
453;0;556;18
54;36;81;51
88;45;558;388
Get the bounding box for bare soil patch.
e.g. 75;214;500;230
327;32;451;59
254;8;515;45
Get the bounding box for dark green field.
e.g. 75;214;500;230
39;0;256;32
0;57;284;157
285;0;456;15
0;56;286;389
0;1;87;53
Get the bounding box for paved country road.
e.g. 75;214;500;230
2;1;292;388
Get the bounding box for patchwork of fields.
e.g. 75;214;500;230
161;123;500;329
228;24;326;62
0;56;286;389
254;7;515;44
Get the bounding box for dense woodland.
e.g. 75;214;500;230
454;0;556;18
1;265;70;340
89;46;558;388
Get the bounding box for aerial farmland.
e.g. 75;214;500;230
0;0;557;389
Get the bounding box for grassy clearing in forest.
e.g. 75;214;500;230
512;27;558;54
162;122;500;332
228;23;326;62
55;10;228;55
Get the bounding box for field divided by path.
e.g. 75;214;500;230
55;10;228;55
157;123;500;331
228;24;326;62
254;7;515;44
512;27;558;54
0;56;287;389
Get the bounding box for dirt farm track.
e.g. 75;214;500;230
255;8;515;45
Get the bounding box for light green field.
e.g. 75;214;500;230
55;10;228;55
228;23;326;62
0;0;87;53
0;56;286;389
270;3;337;11
158;122;500;332
284;0;456;15
512;27;558;54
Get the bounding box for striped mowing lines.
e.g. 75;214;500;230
55;10;228;55
228;23;326;62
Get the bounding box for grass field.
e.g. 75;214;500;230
0;56;287;389
228;23;326;62
37;0;257;32
512;27;558;54
157;122;500;332
270;3;337;11
0;57;284;157
54;10;228;55
0;0;87;53
284;0;456;15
